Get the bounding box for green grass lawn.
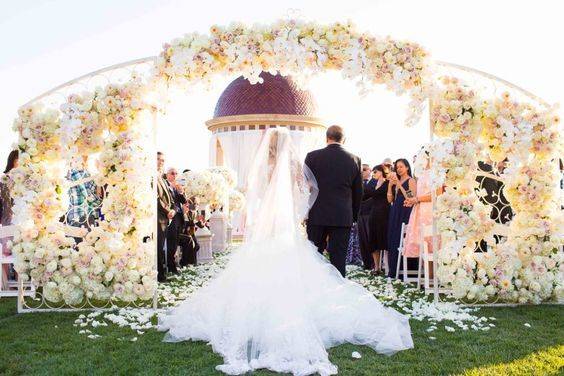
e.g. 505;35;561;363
1;297;562;375
1;253;563;376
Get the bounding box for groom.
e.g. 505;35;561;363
305;125;363;277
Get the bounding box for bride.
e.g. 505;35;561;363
159;128;413;375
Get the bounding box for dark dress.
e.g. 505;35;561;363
386;179;413;278
363;180;390;251
357;179;377;269
345;223;363;266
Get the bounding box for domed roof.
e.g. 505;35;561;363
213;72;318;118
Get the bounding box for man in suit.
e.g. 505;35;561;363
305;125;363;277
157;152;175;282
165;167;187;274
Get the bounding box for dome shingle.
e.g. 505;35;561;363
214;72;317;118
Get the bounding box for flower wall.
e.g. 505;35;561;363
430;77;563;303
11;77;158;305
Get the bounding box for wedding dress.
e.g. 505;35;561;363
158;128;413;375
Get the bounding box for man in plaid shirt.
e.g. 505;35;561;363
66;156;102;228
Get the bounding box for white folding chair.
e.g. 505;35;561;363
394;223;405;279
1;225;37;298
417;224;434;293
395;222;420;284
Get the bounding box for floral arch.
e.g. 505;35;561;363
7;19;562;311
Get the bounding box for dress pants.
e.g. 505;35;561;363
179;235;198;266
166;214;183;274
306;224;351;277
157;224;166;281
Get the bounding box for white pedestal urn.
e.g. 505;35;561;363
196;227;213;264
209;209;228;253
226;219;233;246
195;201;213;264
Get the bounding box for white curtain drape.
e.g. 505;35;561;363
215;131;264;189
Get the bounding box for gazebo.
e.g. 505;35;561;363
206;72;326;191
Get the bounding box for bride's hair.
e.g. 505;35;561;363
268;131;279;161
267;128;291;162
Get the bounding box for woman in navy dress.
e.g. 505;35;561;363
386;159;417;279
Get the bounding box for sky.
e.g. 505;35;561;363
1;0;563;171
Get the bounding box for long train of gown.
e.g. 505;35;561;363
158;231;413;375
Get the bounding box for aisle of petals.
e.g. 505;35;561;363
73;249;499;341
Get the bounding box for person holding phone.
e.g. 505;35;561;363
179;197;207;267
386;158;416;279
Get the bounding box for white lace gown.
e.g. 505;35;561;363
158;129;413;375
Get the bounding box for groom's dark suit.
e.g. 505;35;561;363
305;143;363;277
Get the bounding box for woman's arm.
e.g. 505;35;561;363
386;180;394;203
362;181;376;199
406;187;443;206
408;177;417;198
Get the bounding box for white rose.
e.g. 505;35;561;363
46;260;58;273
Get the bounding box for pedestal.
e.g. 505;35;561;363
196;228;213;264
209;210;227;253
226;221;233;246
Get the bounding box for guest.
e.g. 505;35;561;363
475;160;497;252
363;164;390;273
476;161;498;208
66;155;102;233
403;151;435;276
157;152;175;282
165;167;186;275
493;158;512;224
1;150;18;288
475;159;513;250
358;165;377;269
0;150;18;227
346;164;374;267
386;158;416;278
382;158;394;172
361;164;371;183
179;197;204;267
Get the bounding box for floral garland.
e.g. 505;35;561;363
431;77;481;141
155;19;431;127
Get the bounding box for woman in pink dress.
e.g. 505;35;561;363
403;152;433;261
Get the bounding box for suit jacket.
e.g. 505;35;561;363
359;178;377;216
305;144;363;227
157;176;174;232
165;180;187;214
